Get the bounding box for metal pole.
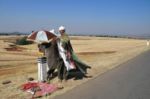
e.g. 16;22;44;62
37;57;47;82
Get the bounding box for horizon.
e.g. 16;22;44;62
0;0;150;36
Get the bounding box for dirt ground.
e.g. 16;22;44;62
0;36;149;99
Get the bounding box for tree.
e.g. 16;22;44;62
16;36;33;45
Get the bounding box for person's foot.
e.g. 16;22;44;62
58;79;62;83
57;82;63;89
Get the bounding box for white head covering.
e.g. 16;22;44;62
59;26;65;31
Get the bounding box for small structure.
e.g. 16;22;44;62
147;40;149;46
37;57;47;82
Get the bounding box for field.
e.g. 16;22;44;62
0;35;149;99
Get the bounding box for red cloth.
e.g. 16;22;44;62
21;82;38;91
34;83;58;97
20;82;58;97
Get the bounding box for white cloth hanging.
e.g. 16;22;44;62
57;39;75;71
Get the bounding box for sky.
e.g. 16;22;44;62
0;0;150;36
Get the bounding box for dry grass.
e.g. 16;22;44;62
0;36;149;99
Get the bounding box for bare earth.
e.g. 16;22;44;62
0;36;149;99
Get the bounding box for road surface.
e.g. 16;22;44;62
54;50;150;99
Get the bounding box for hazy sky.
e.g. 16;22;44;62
0;0;150;35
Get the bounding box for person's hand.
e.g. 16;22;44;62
53;37;60;42
51;37;55;43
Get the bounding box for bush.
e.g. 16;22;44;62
16;36;33;45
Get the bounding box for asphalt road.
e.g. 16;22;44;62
54;50;150;99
